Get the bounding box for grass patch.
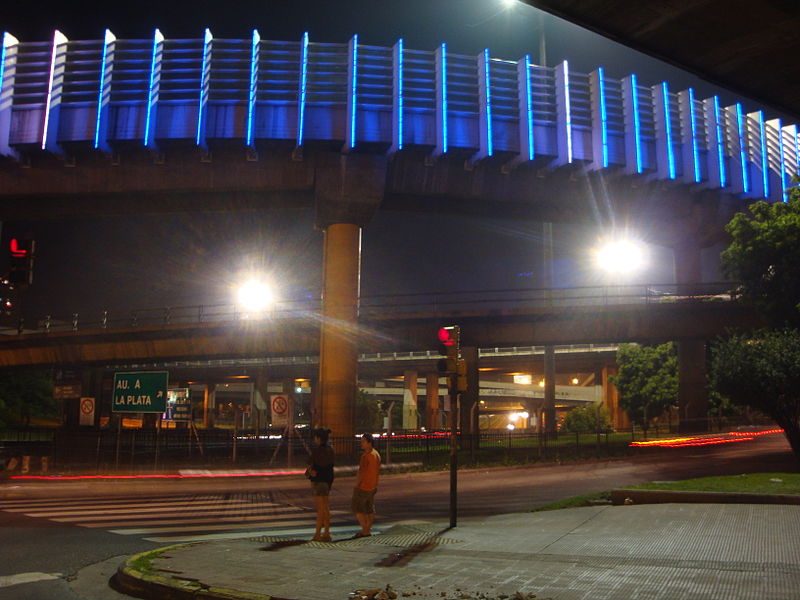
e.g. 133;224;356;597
128;545;185;574
531;491;611;512
629;473;800;495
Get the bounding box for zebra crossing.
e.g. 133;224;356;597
0;491;355;543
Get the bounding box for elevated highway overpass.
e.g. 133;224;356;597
1;29;794;436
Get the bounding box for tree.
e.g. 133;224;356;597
561;404;611;433
610;343;678;431
0;369;56;428
354;389;383;431
710;328;800;460
721;184;800;327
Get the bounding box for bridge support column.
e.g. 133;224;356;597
402;370;418;429
314;154;386;446
318;223;361;441
426;372;440;430
459;347;480;445
203;383;216;429
544;346;557;435
673;240;703;296
673;240;709;432
677;340;708;433
601;365;628;430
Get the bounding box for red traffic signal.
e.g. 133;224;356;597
438;326;459;347
8;238;35;286
9;238;30;258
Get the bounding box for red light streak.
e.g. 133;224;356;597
630;428;783;448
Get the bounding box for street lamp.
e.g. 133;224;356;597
236;279;275;313
593;239;648;276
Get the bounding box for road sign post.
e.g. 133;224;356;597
112;371;169;413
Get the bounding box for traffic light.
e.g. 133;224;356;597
437;325;460;374
8;238;35;286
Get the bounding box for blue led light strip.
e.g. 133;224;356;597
523;54;534;161
42;30;67;150
483;48;493;157
661;82;676;179
347;34;358;150
440;42;448;154
1;33;15;99
598;66;608;168
688;88;700;183
397;38;403;151
757;112;769;198
562;60;572;163
712;96;726;188
735;103;750;194
775;119;787;201
631;74;642;173
296;32;309;147
246;29;259;147
94;29;114;149
144;29;163;147
195;29;212;146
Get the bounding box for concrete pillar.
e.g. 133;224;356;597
402;370;418;429
314;153;386;446
544;346;557;434
673;240;702;296
601;365;628;430
426;372;440;430
203;383;216;428
678;340;708;433
459;346;480;438
318;222;361;440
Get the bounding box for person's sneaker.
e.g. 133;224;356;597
319;534;332;542
353;532;371;538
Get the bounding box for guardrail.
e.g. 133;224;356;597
1;282;735;336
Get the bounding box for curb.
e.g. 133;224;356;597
611;488;800;506
114;544;284;600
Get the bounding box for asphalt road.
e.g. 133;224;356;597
0;434;796;599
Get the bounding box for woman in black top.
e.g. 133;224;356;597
307;428;335;541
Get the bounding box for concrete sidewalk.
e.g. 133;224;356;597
115;503;800;600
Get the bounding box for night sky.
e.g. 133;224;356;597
0;1;753;321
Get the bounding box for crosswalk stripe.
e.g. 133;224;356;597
14;500;291;517
109;517;323;535
0;492;354;543
77;509;312;528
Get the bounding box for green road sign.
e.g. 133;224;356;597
112;371;169;413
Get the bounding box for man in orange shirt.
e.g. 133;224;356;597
352;433;381;537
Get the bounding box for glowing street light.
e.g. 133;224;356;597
236;279;275;313
593;239;648;276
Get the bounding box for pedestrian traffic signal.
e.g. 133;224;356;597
437;325;460;374
8;238;35;286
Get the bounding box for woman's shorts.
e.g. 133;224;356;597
311;481;331;497
351;487;377;514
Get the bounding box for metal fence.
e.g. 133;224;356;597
2;282;736;336
1;419;777;476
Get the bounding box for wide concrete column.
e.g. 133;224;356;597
673;240;703;296
314;153;386;443
318;223;361;439
203;383;217;428
402;370;418;429
425;372;441;429
673;240;709;432
459;346;480;440
601;365;628;430
543;346;557;434
677;340;708;433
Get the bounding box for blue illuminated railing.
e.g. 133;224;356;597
0;30;799;202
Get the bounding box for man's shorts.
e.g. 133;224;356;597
311;481;331;496
351;487;377;514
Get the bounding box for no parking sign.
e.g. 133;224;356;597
79;397;95;426
270;394;289;427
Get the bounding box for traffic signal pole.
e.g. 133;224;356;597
448;374;459;528
437;325;462;528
